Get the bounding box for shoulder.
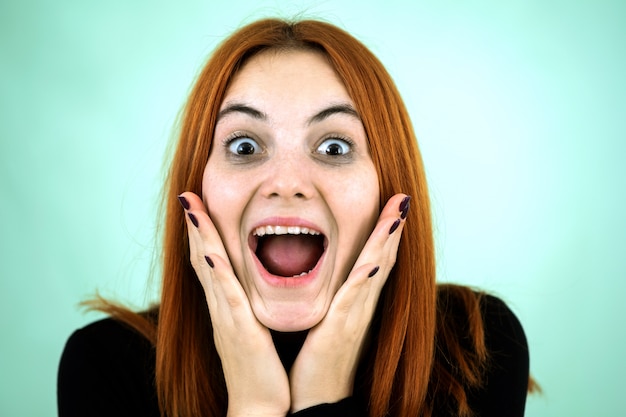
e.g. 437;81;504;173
436;284;528;356
58;316;159;417
473;293;529;415
64;315;151;348
434;285;529;416
480;293;528;358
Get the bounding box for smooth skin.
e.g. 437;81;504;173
203;50;382;333
179;51;408;416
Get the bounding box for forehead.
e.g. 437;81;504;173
222;49;352;107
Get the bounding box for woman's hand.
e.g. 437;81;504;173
179;191;408;415
288;193;409;413
179;192;291;417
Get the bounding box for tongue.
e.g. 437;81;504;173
256;234;323;277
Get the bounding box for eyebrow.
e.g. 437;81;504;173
307;103;360;125
216;102;360;125
217;103;267;122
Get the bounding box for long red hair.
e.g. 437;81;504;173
96;18;497;417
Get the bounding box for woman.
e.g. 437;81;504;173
58;18;531;417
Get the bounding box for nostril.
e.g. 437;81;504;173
261;170;313;200
267;192;306;199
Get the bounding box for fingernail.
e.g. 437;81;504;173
368;265;380;278
205;255;214;268
389;218;401;234
400;195;411;220
178;195;190;210
188;212;199;228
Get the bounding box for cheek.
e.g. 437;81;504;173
202;167;259;285
351;167;379;217
331;167;380;243
202;166;224;217
202;166;245;246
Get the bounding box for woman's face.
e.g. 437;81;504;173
202;50;380;331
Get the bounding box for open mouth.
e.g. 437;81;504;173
249;225;326;278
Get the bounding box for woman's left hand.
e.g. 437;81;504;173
288;193;409;412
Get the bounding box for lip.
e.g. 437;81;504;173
248;216;328;288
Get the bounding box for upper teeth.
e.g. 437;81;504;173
253;225;321;237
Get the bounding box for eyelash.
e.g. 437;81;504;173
220;132;357;161
322;134;355;147
222;132;263;156
316;135;355;158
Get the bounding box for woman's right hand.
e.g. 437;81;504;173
179;192;291;417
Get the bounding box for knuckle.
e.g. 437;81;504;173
189;254;199;267
382;251;398;266
226;295;244;309
190;252;207;270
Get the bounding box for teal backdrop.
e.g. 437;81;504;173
1;1;624;415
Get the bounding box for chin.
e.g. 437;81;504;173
254;302;327;332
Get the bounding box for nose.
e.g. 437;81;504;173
259;152;314;200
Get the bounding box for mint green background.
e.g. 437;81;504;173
1;1;624;415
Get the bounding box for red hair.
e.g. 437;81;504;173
95;18;501;417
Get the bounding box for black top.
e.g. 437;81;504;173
57;295;529;416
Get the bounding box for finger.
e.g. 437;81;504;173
180;193;224;304
354;193;409;272
178;192;251;323
337;194;410;323
179;192;231;270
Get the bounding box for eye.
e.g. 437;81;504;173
316;138;352;156
227;136;262;155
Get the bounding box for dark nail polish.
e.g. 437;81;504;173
400;196;411;220
205;255;214;268
368;265;380;278
188;212;199;228
178;195;190;210
389;218;401;234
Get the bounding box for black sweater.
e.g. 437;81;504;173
58;295;529;416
